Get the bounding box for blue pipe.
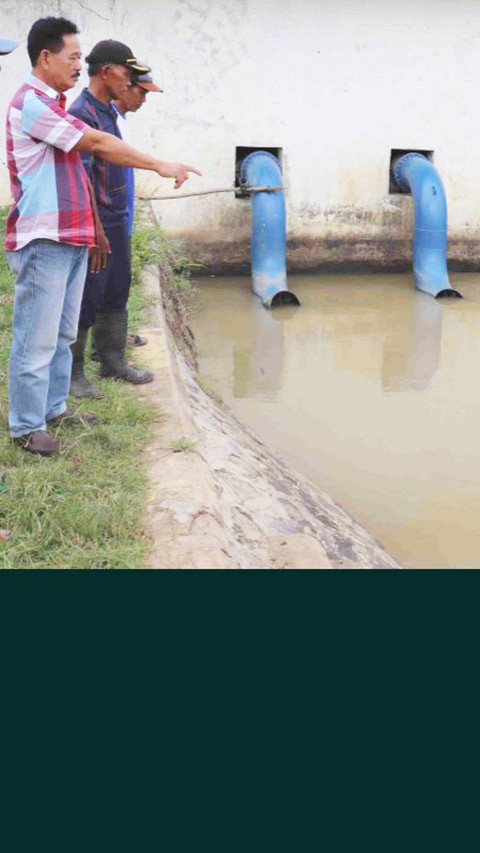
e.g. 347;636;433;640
393;152;461;299
240;151;300;308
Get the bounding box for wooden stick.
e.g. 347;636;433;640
138;185;285;201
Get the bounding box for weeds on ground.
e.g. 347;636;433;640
169;438;198;454
132;216;200;298
133;213;200;370
0;207;157;569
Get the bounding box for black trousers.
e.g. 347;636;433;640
79;225;131;329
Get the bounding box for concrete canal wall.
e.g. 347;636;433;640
2;0;480;271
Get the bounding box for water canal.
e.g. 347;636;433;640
190;272;480;569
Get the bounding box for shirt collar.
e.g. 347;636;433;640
26;72;62;102
82;87;117;117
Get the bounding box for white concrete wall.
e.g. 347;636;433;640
2;0;480;268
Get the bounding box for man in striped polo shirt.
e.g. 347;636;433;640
5;17;201;455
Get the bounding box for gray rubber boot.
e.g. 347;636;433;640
70;326;104;398
95;310;154;385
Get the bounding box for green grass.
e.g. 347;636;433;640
132;214;200;296
169;438;198;454
0;208;162;569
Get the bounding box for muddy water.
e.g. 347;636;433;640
190;273;480;568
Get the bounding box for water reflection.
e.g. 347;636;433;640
233;304;299;399
381;294;444;393
231;286;445;399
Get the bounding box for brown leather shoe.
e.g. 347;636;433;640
48;408;98;426
13;431;60;456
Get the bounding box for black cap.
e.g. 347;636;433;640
85;40;149;74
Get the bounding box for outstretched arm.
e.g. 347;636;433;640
74;128;202;189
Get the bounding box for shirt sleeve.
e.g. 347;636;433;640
21;89;88;153
69;100;98;176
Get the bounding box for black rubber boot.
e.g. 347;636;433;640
90;326;99;362
95;310;154;385
70;326;104;398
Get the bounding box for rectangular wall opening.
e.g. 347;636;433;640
389;148;434;193
235;146;282;198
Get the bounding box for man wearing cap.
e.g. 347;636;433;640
69;41;157;396
113;69;163;237
109;67;163;353
5;18;200;455
0;35;19;68
113;67;163;238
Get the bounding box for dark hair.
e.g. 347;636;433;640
87;63;103;77
27;17;79;66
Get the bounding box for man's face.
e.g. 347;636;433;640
39;33;82;92
124;84;147;113
104;63;132;100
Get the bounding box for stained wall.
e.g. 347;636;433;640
1;0;479;270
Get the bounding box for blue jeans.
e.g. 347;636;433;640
8;239;89;437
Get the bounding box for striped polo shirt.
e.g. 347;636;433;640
4;74;95;252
